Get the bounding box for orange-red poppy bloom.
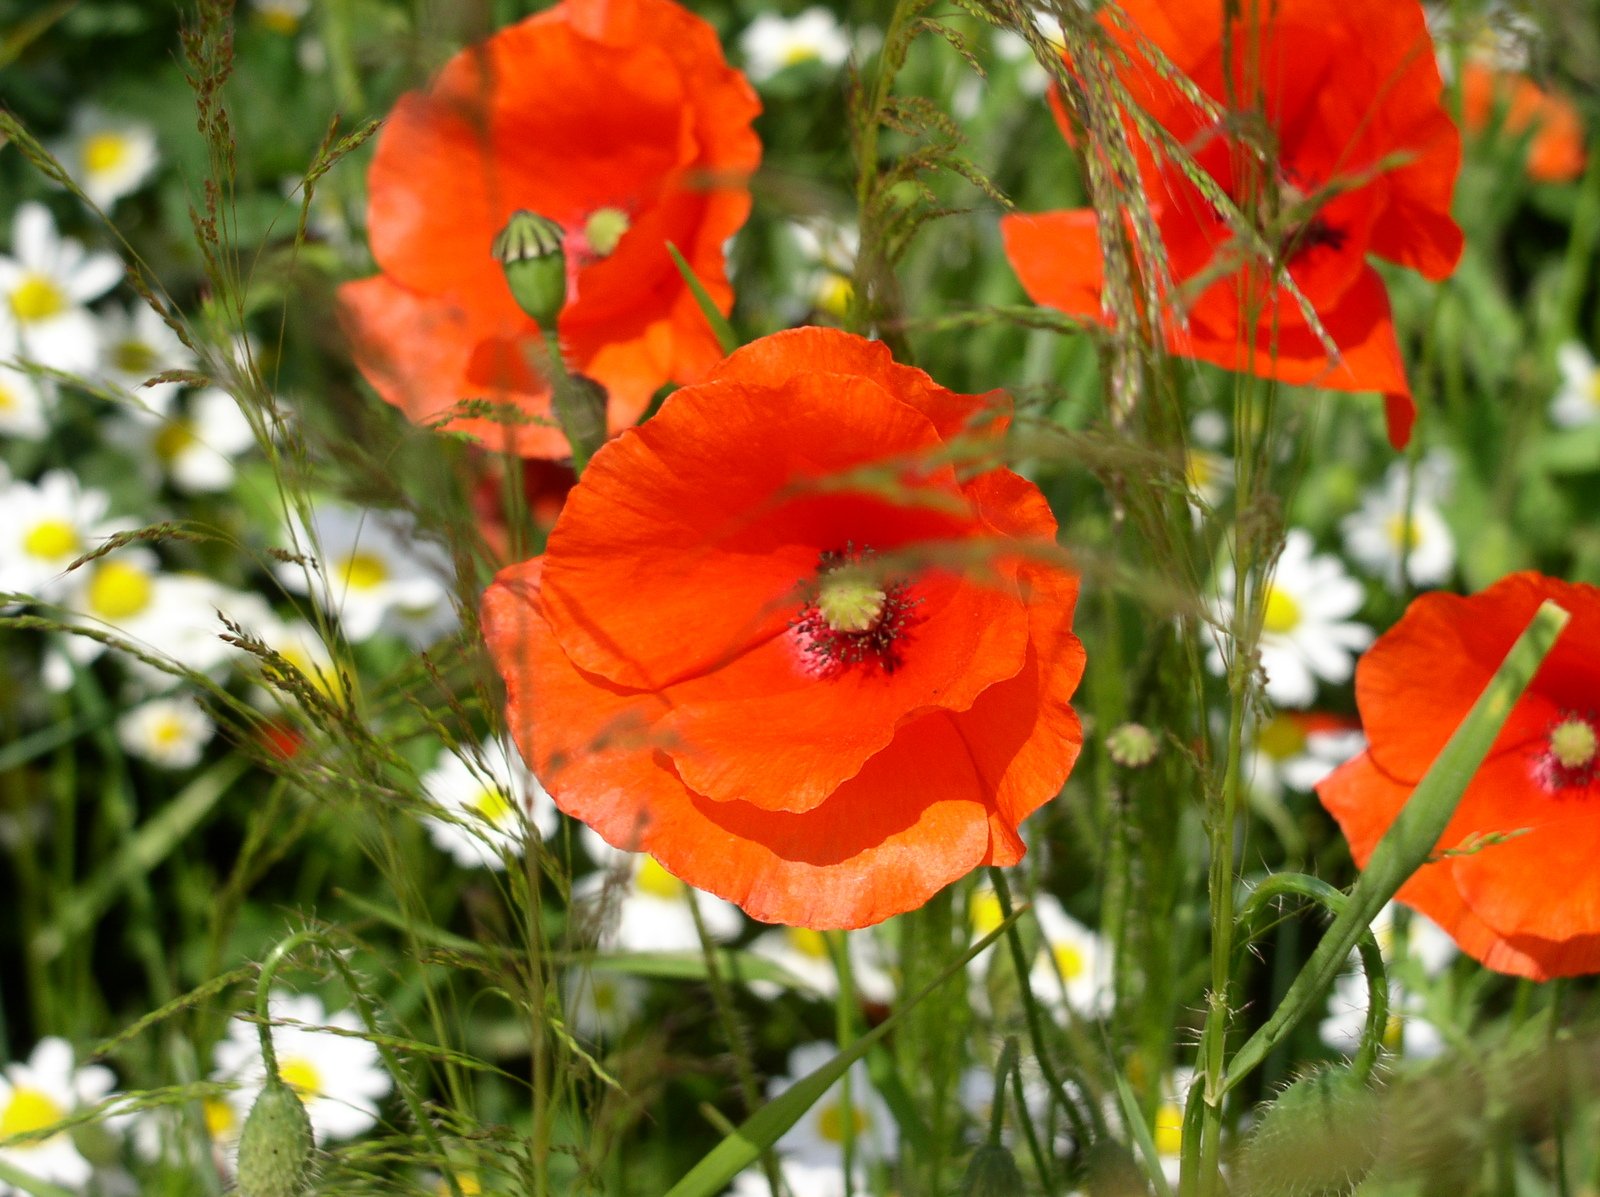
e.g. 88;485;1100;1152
1460;63;1588;185
1318;573;1600;979
1001;0;1463;449
337;0;760;458
481;327;1086;928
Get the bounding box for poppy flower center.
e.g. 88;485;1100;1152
791;546;919;673
1534;713;1599;791
581;208;631;258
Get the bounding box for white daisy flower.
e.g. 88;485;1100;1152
0;321;51;439
57;551;250;681
1245;712;1365;802
0;202;122;373
729;1158;866;1197
744;925;896;1004
1551;342;1600;429
419;738;557;869
123;386;257;494
275;504;456;645
95;302;194;408
51;108;160;211
561;968;648;1041
1209;529;1374;709
116;696;216;769
789;220;859;322
1367;902;1459;977
0;1037;117;1192
1318;971;1443;1061
970;888;1110;1017
770;1042;897;1170
212;992;391;1144
1151;1068;1193;1187
956;1062;1055;1149
250;0;311;35
0;469;117;602
740;8;851;82
1341;464;1456;590
241;612;341;705
991;10;1067;96
573;829;743;951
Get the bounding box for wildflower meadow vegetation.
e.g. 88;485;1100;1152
3;0;1600;1194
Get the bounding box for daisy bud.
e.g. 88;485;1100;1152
235;1076;315;1197
1106;722;1159;768
959;1144;1025;1197
492;210;567;328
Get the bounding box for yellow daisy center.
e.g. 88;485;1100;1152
969;890;1004;939
82;132;131;176
278;1057;324;1099
818;1099;870;1143
338;551;388;591
1052;941;1086;981
1261;585;1301;635
113;338;157;376
1256;713;1308;762
785;927;829;959
22;518;80;562
636;855;683;900
1384;514;1421;551
781;43;822;67
0;381;16;411
0;1086;66;1138
469;786;514;824
10;274;68;324
153;714;189;747
1549;718;1598;770
87;560;154;620
816;272;854;319
1589;373;1600;407
1153;1101;1184;1157
257;6;302;35
154;419;198;463
203;1096;237;1139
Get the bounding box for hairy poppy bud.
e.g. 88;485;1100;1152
1235;1067;1379;1197
492;211;567;328
960;1144;1025;1197
236;1076;314;1197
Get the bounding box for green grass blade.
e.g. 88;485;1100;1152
34;754;251;962
1223;599;1571;1093
0;1159;77;1197
667;242;739;355
661;907;1025;1197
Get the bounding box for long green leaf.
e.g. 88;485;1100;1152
661;908;1025;1197
0;1159;77;1197
1223;599;1570;1093
667;242;739;355
34;754;251;962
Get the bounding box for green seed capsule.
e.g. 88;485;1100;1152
236;1077;314;1197
492;210;568;328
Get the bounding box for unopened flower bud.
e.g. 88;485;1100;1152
960;1144;1025;1197
492;210;567;327
1106;722;1159;768
552;371;608;469
236;1076;314;1197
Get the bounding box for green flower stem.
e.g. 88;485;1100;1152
685;888;783;1197
253;929;320;1078
1222;599;1571;1096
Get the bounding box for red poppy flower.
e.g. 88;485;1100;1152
337;0;760;458
1461;63;1587;184
1318;573;1600;979
1001;0;1463;449
481;327;1085;928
